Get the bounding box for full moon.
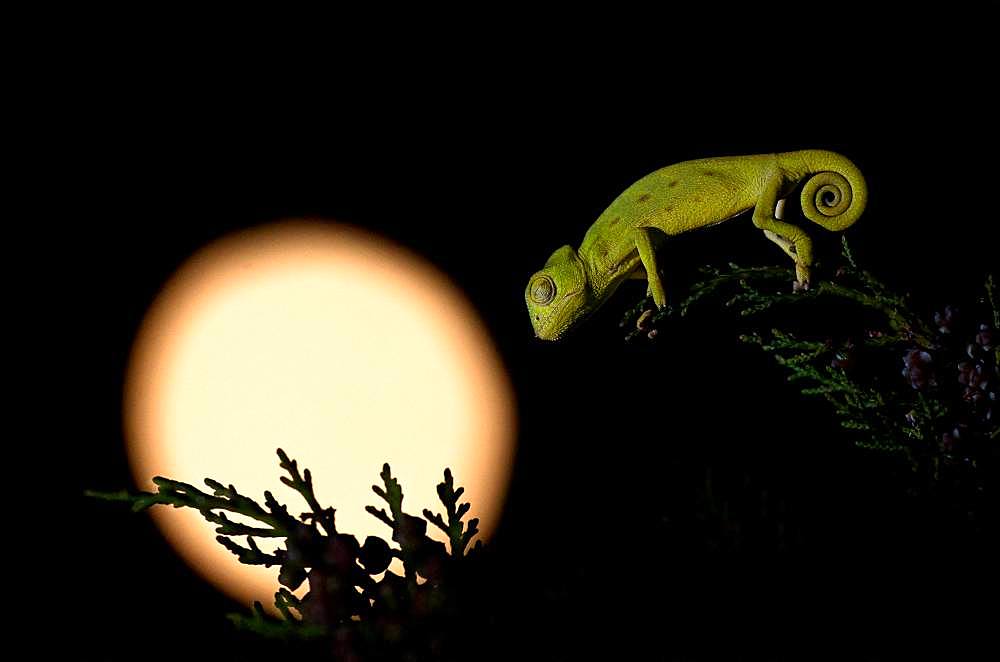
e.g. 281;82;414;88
124;221;517;610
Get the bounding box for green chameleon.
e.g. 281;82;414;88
525;150;867;340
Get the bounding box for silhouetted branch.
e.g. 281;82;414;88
422;468;481;558
90;452;491;660
277;448;336;536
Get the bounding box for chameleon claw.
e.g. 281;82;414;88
793;262;812;292
636;309;655;330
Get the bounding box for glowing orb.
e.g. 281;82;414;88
124;220;516;608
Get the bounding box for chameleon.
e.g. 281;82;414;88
525;150;867;340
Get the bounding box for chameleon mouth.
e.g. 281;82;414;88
533;318;558;340
533;306;583;341
532;311;564;341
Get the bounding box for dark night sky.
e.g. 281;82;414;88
46;31;998;661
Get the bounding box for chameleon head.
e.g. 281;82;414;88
525;245;594;340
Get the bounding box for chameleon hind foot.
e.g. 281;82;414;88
637;309;655;329
793;262;811;292
761;229;811;292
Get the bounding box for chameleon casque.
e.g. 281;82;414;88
525;150;867;340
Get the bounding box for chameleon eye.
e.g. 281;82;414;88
529;274;556;305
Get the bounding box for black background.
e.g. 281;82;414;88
46;27;998;661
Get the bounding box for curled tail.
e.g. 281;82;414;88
788;150;868;232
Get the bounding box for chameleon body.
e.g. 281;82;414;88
525;150;867;340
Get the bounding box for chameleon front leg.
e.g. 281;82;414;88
752;175;813;288
634;226;667;308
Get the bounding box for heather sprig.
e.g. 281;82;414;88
626;236;997;513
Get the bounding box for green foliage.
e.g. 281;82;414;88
625;237;998;508
88;452;487;660
626;237;934;345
